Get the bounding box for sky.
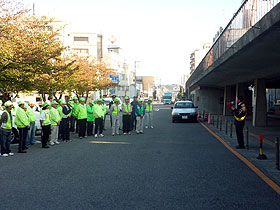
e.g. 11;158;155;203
23;0;242;85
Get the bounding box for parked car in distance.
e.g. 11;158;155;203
171;101;197;123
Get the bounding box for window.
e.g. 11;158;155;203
74;37;89;42
175;102;194;109
73;48;89;54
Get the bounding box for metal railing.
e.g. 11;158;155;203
188;0;280;86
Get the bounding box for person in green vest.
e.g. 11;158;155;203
15;101;30;153
110;98;121;136
145;98;154;129
26;102;37;146
39;102;51;148
122;96;132;135
50;101;61;145
93;99;104;138
0;101;14;157
135;99;145;134
86;100;95;136
101;99;107;130
76;97;87;139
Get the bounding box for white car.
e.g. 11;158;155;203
171;101;198;123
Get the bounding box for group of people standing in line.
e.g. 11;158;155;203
0;95;154;157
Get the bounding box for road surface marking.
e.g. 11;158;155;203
89;141;130;145
199;121;280;195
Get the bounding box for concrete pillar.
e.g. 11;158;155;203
223;86;235;116
253;79;267;127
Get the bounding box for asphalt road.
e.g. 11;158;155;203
0;104;280;210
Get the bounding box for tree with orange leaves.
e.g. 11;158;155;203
67;54;115;100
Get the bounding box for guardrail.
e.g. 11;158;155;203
187;0;280;87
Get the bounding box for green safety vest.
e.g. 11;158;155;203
112;104;121;116
123;103;131;115
1;110;12;130
50;108;60;126
145;103;153;113
62;106;71;119
136;105;144;116
42;110;51;126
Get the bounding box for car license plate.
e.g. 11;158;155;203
182;116;188;119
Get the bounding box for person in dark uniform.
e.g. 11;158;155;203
130;96;138;131
109;95;116;127
231;96;247;149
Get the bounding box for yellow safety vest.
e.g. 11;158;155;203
123;103;131;114
1;110;12;130
42;110;51;126
112;104;120;116
145;103;153;113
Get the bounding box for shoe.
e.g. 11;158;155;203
50;142;55;146
42;146;50;148
151;126;154;129
112;133;115;136
79;137;83;139
1;154;8;157
99;134;104;137
94;134;98;138
35;141;41;144
116;133;120;135
128;132;131;135
55;141;60;145
235;145;245;149
123;133;127;135
136;131;140;134
145;126;148;128
8;153;14;156
24;146;29;149
18;150;27;153
84;136;87;138
140;131;144;134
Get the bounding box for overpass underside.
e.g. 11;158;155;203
187;3;280;127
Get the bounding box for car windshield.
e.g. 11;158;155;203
175;102;194;108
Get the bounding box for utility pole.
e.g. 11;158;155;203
134;61;140;97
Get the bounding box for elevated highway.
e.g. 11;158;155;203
186;1;280;126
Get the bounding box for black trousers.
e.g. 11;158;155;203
75;118;79;133
235;121;245;147
123;115;131;133
87;121;94;136
18;127;27;152
70;116;75;132
78;119;87;137
95;118;103;134
61;118;70;140
130;114;136;131
41;125;51;147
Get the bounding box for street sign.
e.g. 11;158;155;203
109;75;119;83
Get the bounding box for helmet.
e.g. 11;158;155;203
42;102;49;108
114;98;119;103
79;97;85;102
90;100;95;105
24;105;28;109
51;101;58;105
4;101;13;107
138;99;143;102
124;96;129;100
73;96;78;100
18;101;24;106
148;98;152;101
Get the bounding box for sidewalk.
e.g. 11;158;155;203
199;115;280;188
